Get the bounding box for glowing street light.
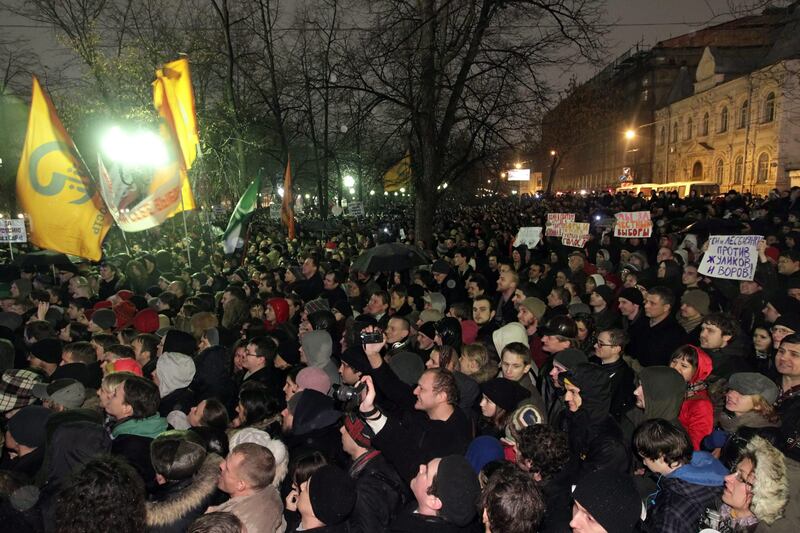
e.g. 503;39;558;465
514;162;522;169
343;175;356;188
348;187;355;195
304;193;311;199
549;150;557;157
369;190;375;196
400;187;406;193
101;126;168;167
625;129;636;140
442;182;448;189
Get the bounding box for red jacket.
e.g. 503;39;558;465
678;346;714;450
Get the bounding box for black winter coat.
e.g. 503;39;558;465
158;387;195;418
348;452;408;533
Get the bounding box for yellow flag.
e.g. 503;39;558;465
16;77;111;260
383;153;412;192
153;58;197;215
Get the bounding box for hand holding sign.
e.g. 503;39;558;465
699;235;762;281
515;227;542;248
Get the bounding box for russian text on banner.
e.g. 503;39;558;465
698;235;762;281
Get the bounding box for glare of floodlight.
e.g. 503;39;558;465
17;213;24;219
0;214;4;219
580;189;587;195
394;191;398;196
625;129;636;140
511;190;518;195
349;188;355;195
343;175;355;188
384;191;388;196
400;187;405;193
369;190;375;196
550;150;556;156
101;126;168;167
277;186;285;197
514;162;522;169
304;194;310;199
595;215;601;221
442;182;448;189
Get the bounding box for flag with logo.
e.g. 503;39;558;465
383;152;412;192
153;58;197;215
222;176;261;254
280;156;296;240
16;77;111;260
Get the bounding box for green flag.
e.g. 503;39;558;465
222;177;261;254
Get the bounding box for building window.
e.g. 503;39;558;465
659;126;666;145
734;155;743;184
692;161;703;179
715;159;725;182
701;113;709;136
739;100;749;129
672;121;679;143
757;152;770;183
686;118;693;140
719;107;728;132
763;92;775;123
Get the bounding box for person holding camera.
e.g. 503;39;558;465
354;328;473;483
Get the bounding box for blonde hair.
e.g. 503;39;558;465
101;371;134;394
190;311;219;340
751;395;781;424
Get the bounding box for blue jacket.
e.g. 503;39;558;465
644;452;726;533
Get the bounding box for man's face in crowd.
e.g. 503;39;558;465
644;294;669;320
302;257;316;278
410;458;440;510
501;352;530;381
682;266;699;286
323;273;337;291
546;289;562;308
433;272;447;285
417;331;435;350
99;265;115;281
488;256;498;270
656;247;672;263
453;253;465;268
529;264;542;280
384;318;408;344
499;264;512;275
634;383;645;409
512;289;526;308
778;256;800;276
413;372;440;412
472;299;494;326
497;272;514;293
776;341;800;378
217;452;245;495
242;343;264;371
390;291;405;310
617;297;637;318
105;385;129;419
680;302;700;320
467;281;482;299
699;322;730;350
570;501;607;533
568;255;583;272
517;306;536;327
338;361;361;385
367;294;388;315
167;281;184;298
739;280;760;295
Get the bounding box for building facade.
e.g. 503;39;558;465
653;54;800;194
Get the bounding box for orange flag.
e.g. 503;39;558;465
280;156;295;240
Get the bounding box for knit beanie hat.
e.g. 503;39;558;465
480;378;529;412
339;347;371;374
593;285;615;307
681;289;710;316
418;321;437;342
155;352;196;398
465;436;504;474
133;308;160;333
91;309;117;331
305;298;330;315
618;287;644;307
388;351;425;386
572;470;643;533
163;329;197;357
419;309;444;325
108;358;143;376
8;405;53;448
519;298;546;321
29;338;63;365
434;455;481;526
296;367;331;395
553;348;588;370
343;412;374;449
309;465;356;525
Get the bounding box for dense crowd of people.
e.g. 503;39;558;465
0;187;799;532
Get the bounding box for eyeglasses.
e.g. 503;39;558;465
245;350;260;358
731;468;754;489
595;341;618;347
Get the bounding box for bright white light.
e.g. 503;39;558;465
625;129;636;140
442;182;448;189
277;186;285;197
595;215;601;221
394;191;398;196
400;187;406;193
384;191;389;196
487;179;491;184
17;213;24;219
369;190;375;196
101;126;168;167
0;214;4;219
304;194;310;199
511;190;518;195
347;188;355;195
514;162;522;169
580;189;587;195
534;193;541;199
343;175;355;188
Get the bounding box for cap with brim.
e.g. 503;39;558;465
728;372;780;405
32;379;86;409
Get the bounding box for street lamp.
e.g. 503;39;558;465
369;190;375;196
101;126;168;168
343;175;355;188
400;187;406;193
514;162;522;169
625;129;636;140
549;150;556;157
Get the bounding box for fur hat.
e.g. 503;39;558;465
745;436;789;524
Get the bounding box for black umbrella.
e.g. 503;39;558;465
14;250;74;269
351;243;431;273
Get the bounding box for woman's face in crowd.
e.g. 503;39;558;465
555;272;567;286
753;327;772;352
285;270;296;283
620;249;632;264
234;346;247;371
265;304;277;322
669;357;695;383
479;394;498;418
722;458;755;511
188;400;207;427
725;389;755;414
284;377;299;401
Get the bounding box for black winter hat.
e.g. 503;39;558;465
29;338;63;365
572;469;642;533
593;285;615;306
540;315;578;339
559;363;611;417
339;347;371;374
618;287;644;307
553;348;588;371
309;465;356;525
435;455;481;526
163;329;197;357
480;378;529;412
8;405;53;448
435;317;462;350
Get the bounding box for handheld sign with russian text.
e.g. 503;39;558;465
546;213;575;237
614;211;652;238
698;235;762;281
562;222;590;248
515;227;542;248
0;220;27;243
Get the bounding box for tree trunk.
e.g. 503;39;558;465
414;183;436;249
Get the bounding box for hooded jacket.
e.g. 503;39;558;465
156;352;197;417
111;414;168;491
755;457;799;533
301;330;341;386
678;347;715;450
191;345;235;411
266;297;290;330
562;363;629;481
622;366;686;444
644;451;726;533
287;389;345;466
146;454;223;533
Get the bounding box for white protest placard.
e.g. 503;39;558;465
562;222;590;248
0;220;27;243
269;204;281;220
614;211;652;238
698;235;762;281
546;213;575;237
515;227;542;248
348;201;364;217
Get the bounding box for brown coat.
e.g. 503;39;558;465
207;485;286;533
